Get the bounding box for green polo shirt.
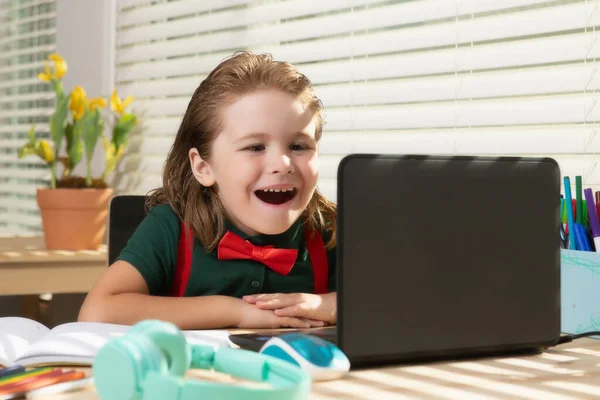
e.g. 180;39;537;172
117;204;336;297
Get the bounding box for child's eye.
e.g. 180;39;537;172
290;143;310;151
244;144;265;152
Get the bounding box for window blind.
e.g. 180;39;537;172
0;0;55;234
114;0;600;202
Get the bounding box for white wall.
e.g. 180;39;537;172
55;0;116;179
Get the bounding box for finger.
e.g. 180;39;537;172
242;295;259;303
243;293;280;303
299;318;325;327
273;304;309;318
277;317;311;329
255;295;300;310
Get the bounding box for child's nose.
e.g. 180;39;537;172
269;154;294;174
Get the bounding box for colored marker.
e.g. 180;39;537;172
574;223;592;251
0;367;25;380
576;176;583;224
564;177;576;250
585;188;600;251
0;370;62;393
596;192;600;227
0;369;52;385
0;371;84;397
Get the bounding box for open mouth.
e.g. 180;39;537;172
254;188;297;205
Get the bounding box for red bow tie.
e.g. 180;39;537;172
217;231;298;275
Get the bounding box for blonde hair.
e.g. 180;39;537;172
147;52;337;251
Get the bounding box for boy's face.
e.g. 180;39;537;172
190;89;319;236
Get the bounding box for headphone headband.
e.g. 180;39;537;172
191;345;305;385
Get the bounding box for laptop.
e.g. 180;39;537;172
230;154;561;368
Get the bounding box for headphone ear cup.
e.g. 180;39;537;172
126;320;191;377
93;334;168;400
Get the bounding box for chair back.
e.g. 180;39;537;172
108;195;148;265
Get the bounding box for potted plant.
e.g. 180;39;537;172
17;54;138;250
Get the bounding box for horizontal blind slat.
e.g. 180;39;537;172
120;0;274;28
0;28;55;46
0;77;42;89
0;167;50;179
0;212;42;229
0;183;40;196
0;92;54;104
0;108;54;118
118;76;202;98
0;124;47;134
0;154;46;165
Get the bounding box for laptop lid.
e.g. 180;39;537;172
337;154;561;367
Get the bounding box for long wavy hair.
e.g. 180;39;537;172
147;52;337;251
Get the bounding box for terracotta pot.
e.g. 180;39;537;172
37;188;114;250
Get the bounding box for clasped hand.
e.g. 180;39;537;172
237;292;336;329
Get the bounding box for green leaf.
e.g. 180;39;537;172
68;121;83;168
50;94;70;157
80;108;103;160
51;80;65;103
18;143;38;159
27;126;36;142
112;113;136;152
64;123;73;152
77;108;103;187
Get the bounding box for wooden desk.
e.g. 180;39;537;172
31;337;600;399
0;236;107;295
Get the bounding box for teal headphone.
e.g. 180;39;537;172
93;320;311;400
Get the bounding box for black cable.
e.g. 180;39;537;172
556;331;600;345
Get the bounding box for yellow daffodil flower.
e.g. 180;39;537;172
38;53;67;82
69;86;87;120
70;86;107;120
89;97;107;110
39;140;55;163
110;89;134;114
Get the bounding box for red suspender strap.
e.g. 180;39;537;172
305;230;329;294
170;221;194;297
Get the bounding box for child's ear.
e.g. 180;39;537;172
189;148;216;187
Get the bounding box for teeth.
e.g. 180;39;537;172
260;188;294;192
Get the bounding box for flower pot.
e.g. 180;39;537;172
36;188;113;250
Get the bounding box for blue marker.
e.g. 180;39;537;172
574;223;592;251
564;177;576;250
0;365;25;379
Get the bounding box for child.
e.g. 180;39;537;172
78;52;338;330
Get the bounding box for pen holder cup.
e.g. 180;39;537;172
561;249;600;336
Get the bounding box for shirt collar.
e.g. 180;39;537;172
223;218;303;248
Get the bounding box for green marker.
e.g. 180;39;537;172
576;176;583;224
